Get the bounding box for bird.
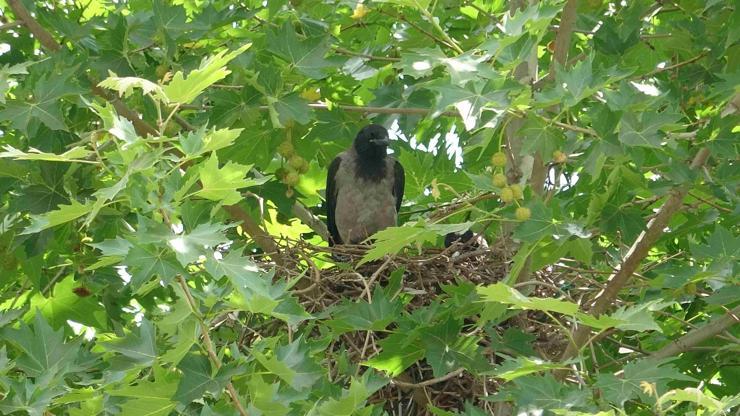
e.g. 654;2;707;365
444;229;489;253
325;124;405;246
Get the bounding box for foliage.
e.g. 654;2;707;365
0;0;738;415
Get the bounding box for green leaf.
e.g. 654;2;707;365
252;337;323;391
109;367;179;416
490;356;568;381
326;287;403;334
0;74;84;132
273;92;313;127
173;353;230;403
180;126;244;156
124;244;185;294
373;0;431;10
22;199;95;234
98;73;168;102
496;374;591;411
364;332;424;377
427;79;509;130
102;319;158;368
478;283;579;315
163;43;251;104
25;274;107;329
168;222;231;266
422;317;487;377
267;23;331;79
0;145;94;163
618;111;682;148
0;312;80;378
595;359;694;406
0;62;32;104
195;153;265;205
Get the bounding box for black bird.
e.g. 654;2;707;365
444;230;489;250
326;124;405;246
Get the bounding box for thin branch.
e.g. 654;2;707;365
687;192;733;213
651;305;740;360
0;21;23;31
378;9;455;52
332;46;400;62
392;367;465;388
561;147;711;361
178;277;248;416
292;202;329;241
7;1;59;51
632;51;709;80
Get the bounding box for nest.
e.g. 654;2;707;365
240;238;585;415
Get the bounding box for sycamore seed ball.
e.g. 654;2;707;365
491;151;507;167
283;170;300;186
297;158;309;174
277;141;295;158
493;173;507;188
500;187;514;203
510;184;523;200
288;155;305;170
515;207;531;221
553;150;567;164
285;188;295;198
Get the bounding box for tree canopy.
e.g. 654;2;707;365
0;0;738;415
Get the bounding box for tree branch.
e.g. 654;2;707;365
632;51;709;80
392;367;465;388
0;20;24;31
332;46;400;62
650;305;740;360
177;277;249;416
549;0;578;77
561;147;711;361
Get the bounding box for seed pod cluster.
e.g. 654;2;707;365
277;139;309;197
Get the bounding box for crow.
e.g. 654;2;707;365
325;124;405;246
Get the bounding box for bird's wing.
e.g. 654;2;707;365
393;159;405;218
326;156;342;245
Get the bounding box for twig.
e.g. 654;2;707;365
0;21;23;31
362;256;394;301
687;192;732;213
378;9;455;52
633;51;709;80
177;277;248;416
651;305;740;360
392;367;465;388
332;46;400;62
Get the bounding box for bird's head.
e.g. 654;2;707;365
354;124;390;160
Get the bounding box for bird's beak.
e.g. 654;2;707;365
369;138;391;146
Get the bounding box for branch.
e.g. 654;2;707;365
6;0;59;51
650;305;740;360
392;367;465;388
632;51;709;80
549;0;578;77
292;202;329;241
223;205;285;267
177;277;248;416
332;46;400;62
0;21;23;31
561;147;711;361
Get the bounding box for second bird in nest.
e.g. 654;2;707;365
325;124;405;246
